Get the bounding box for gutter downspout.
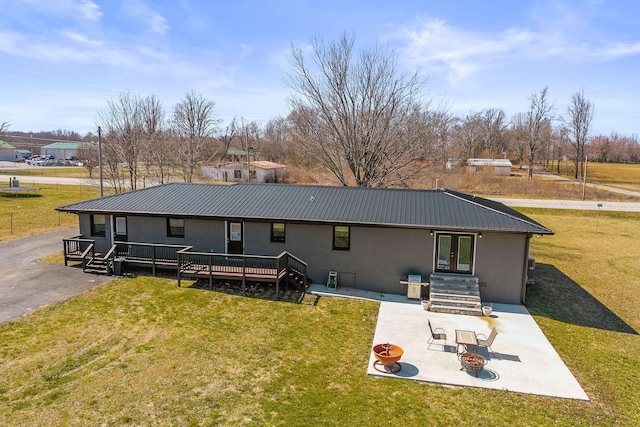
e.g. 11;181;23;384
521;234;531;304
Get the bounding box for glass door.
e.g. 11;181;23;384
227;222;243;254
435;233;474;273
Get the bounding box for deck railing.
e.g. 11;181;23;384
62;237;307;298
63;237;95;267
113;242;192;275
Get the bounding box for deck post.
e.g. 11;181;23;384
208;254;213;290
177;252;182;287
151;246;156;276
241;256;246;295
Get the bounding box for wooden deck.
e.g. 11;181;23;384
62;237;308;298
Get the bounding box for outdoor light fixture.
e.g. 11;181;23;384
430;230;434;235
479;232;483;238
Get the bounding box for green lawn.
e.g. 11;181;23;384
0;210;639;425
0;167;91;178
549;162;640;193
0;184;99;241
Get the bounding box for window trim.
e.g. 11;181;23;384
333;225;350;251
90;214;106;237
167;218;185;238
271;222;286;243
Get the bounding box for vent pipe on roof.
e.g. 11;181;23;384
435;178;439;190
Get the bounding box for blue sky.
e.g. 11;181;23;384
1;0;639;136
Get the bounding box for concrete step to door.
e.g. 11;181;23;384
430;293;481;303
429;303;483;316
429;286;480;296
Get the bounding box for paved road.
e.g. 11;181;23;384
488;198;640;212
3;171;640;211
0;229;112;325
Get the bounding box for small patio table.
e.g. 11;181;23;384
455;329;478;355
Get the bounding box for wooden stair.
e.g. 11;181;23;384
83;256;111;275
287;271;310;292
428;272;482;316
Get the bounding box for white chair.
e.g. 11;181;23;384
427;319;447;350
477;327;498;354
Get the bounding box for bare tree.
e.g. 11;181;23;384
171;91;220;182
262;116;292;160
137;95;168;185
508;113;529;165
550;125;570;175
286;32;428;187
525;87;553;180
454;112;483;159
566;90;595;179
0;120;10;134
479;108;507;156
220;117;239;159
77;142;99;177
427;104;457;164
97;92;144;192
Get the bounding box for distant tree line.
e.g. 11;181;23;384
3;33;639;190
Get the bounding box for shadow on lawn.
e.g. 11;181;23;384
526;263;637;335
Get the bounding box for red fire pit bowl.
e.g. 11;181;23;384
372;343;404;373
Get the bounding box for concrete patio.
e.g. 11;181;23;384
308;285;589;400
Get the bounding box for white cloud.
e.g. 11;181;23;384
20;0;102;21
387;19;537;84
387;14;640;87
123;0;170;34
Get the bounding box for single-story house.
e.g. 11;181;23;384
467;158;513;175
41;141;81;160
57;183;552;305
0;140;16;161
202;161;286;183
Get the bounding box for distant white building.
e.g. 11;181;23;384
202;161;287;183
445;158;462;170
466;158;513;176
41;142;81;160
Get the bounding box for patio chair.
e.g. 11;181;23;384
427;319;447;350
477;327;498;354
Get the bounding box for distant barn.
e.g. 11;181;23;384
466;158;512;176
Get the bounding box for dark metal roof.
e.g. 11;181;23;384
56;183;553;235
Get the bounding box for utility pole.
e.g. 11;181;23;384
98;126;103;197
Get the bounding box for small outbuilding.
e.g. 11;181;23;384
202;161;287;183
466;158;513;175
0;140;16;161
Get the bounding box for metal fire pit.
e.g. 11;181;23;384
460;352;486;377
372;343;404;374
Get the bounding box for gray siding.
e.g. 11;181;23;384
244;222;434;294
78;213;111;254
475;232;527;304
75;214;527;303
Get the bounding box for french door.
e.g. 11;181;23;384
435;233;475;274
